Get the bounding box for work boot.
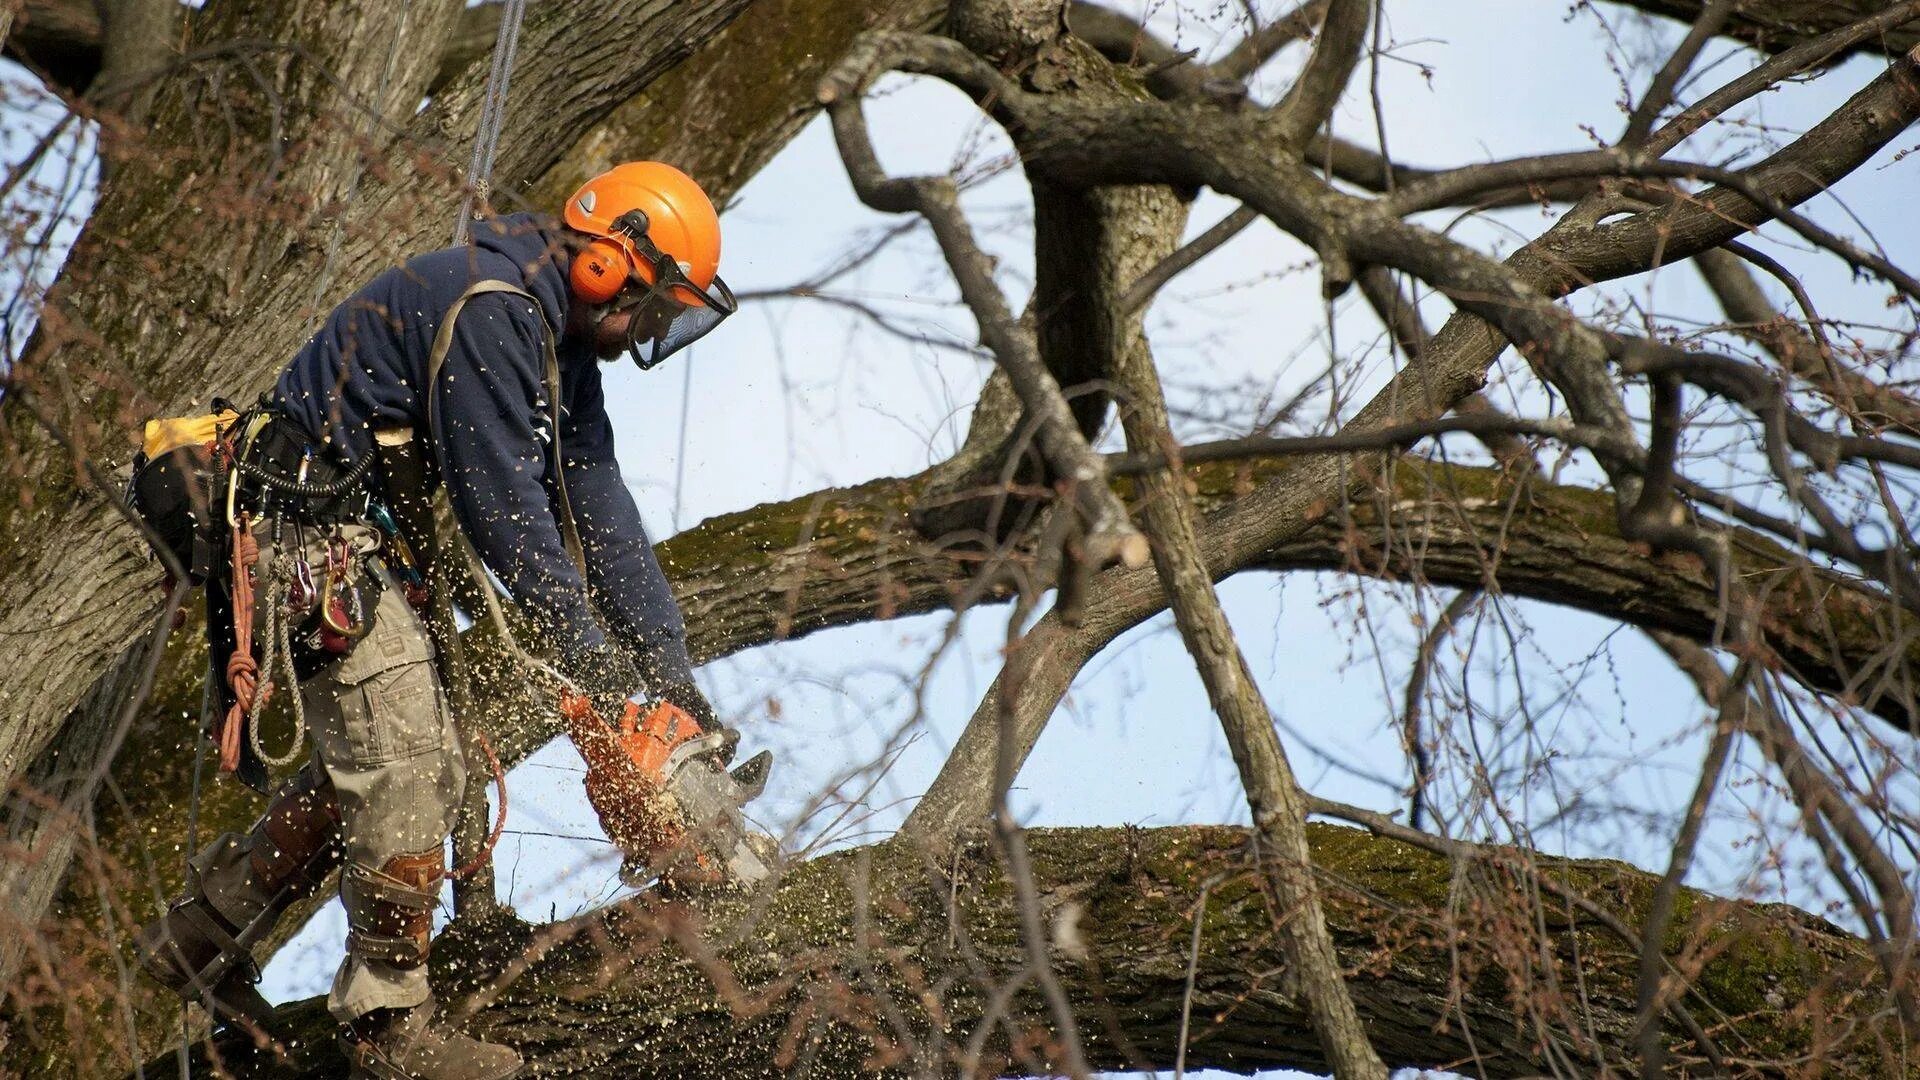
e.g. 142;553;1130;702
134;899;275;1027
135;768;341;1027
338;999;523;1080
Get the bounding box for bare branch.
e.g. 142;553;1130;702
819;33;1149;581
1400;589;1478;832
1620;0;1740;147
1649;631;1920;1035
1113;243;1387;1077
1106;413;1651;473
1631;651;1748;1077
1695;245;1920;438
1267;0;1369;148
1119;203;1258;314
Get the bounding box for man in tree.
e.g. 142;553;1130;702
131;161;738;1080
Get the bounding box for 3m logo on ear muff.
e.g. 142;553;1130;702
570;236;633;304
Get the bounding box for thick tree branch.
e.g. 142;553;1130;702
168;825;1896;1077
1266;0;1367;148
1617;0;1920;60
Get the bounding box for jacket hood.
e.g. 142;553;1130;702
468;211;574;339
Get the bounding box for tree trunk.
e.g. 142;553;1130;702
161;824;1896;1078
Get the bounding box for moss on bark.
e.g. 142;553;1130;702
165;825;1897;1077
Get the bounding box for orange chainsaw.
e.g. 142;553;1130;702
559;690;775;888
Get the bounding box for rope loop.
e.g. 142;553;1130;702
249;552;308;768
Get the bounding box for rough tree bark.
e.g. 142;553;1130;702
0;0;944;1057
164;825;1897;1078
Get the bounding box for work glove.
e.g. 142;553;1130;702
653;677;744;765
568;644;645;726
653;678;717;730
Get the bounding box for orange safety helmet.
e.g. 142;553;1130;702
562;162;737;369
564;162;722;306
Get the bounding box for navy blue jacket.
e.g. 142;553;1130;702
273;212;692;686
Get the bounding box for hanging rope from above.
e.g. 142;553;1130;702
438;0;533;892
454;0;529;244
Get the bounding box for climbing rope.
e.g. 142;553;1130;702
451;729;509;881
248;553;308;769
453;0;528;244
426;0;533;885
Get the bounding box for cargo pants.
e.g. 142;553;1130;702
175;525;466;1022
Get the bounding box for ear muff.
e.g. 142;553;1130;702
569;235;634;305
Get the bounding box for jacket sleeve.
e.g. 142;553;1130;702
431;292;608;663
558;360;694;687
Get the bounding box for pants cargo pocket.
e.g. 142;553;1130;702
319;661;450;768
315;579;449;769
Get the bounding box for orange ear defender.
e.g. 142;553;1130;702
570;234;635;305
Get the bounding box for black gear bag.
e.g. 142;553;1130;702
124;406;239;586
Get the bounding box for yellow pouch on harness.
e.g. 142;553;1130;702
142;410;238;459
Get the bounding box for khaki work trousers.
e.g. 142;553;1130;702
185;526;466;1021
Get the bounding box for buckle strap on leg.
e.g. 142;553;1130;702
343;861;442;910
174;901;263;988
343;852;443;971
344;929;435;966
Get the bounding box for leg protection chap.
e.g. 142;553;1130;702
135;770;342;1016
342;849;444;970
249;773;344;899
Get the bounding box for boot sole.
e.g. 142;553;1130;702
136;938;278;1031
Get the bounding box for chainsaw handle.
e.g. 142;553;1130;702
558;690;698;740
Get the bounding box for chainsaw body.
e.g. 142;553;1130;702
559;691;774;888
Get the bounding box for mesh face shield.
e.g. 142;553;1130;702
619;273;737;370
605;209;737;370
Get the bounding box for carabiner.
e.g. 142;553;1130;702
318;533;370;640
318;574;370;640
287;555;317;614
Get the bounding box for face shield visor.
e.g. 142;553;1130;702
605;210;737;371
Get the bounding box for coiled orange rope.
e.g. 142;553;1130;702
220;517;270;772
